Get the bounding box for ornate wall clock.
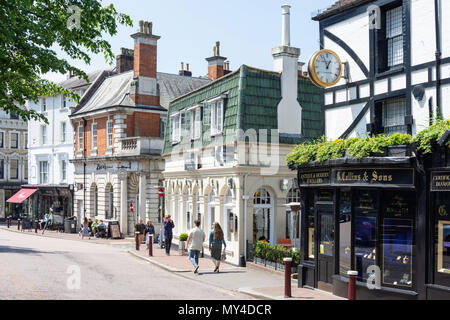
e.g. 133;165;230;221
308;49;343;88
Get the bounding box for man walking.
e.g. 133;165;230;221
187;220;205;274
135;219;146;246
163;215;174;256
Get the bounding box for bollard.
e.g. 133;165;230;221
284;257;292;298
7;217;10;228
34;220;38;233
17;219;21;230
149;234;153;256
135;232;140;251
347;270;358;300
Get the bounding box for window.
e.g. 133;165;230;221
24;133;28;149
77;126;83;151
61;95;67;109
0;132;4;148
106;184;114;219
41;98;47;112
160;117;166;139
106;120;113;147
24;161;28;180
39;161;48;184
61;160;67;181
61;122;66;143
171;113;181;143
306;191;315;260
10;133;18;149
224;189;233;241
339;191;352;276
91;123;98;149
190;107;201;140
0;159;4;179
41;126;47;145
210;100;224;136
10;159;18;179
434;192;450;283
382;96;406;134
10;112;19;120
386;6;403;68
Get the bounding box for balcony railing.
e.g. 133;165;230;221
117;136;164;156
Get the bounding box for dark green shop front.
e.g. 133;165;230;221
296;159;428;299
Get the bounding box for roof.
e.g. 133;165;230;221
59;70;105;90
72;71;210;116
312;0;374;21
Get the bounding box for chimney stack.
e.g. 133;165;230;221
179;62;192;77
130;20;161;106
116;47;134;74
206;41;227;80
272;4;302;137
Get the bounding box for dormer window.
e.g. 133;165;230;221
188;105;202;140
170;112;181;144
209;98;224;136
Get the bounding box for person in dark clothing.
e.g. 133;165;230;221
135;219;146;245
163;215;175;256
145;220;155;249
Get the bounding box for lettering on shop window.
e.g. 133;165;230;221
332;168;414;186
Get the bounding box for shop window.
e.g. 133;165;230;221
381;191;415;288
318;189;333;201
320;214;334;256
435;192;450;280
339;191;352;276
354;190;378;281
306;191;315;260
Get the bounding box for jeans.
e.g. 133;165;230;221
189;249;200;268
165;235;173;254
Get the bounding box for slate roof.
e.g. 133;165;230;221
312;0;374;21
72;70;210;116
163;65;322;154
59;70;105;90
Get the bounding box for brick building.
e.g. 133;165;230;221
69;21;209;236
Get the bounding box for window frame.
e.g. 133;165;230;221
61;159;67;181
210;99;224;136
9;132;19;149
9;159;19;180
91;122;98;150
41;125;47;145
170;113;181;144
39;161;48;184
106;120;113;148
189;105;202;140
41;97;47;112
60;122;66;143
77;125;83;151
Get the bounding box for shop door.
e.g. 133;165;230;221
317;205;335;286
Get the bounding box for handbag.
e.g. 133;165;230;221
221;250;227;261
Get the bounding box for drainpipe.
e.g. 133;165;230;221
82;117;87;218
242;173;249;260
435;0;442;118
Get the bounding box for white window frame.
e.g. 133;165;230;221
9;159;19;180
41;97;47;112
61;95;67;109
106;120;113;148
188;105;202;140
39;161;48;184
91;122;98;149
0;131;4;148
24;161;28;180
77;125;83;151
9;131;19;149
0;159;5;180
61;159;67;181
210;99;224;136
41;126;47;145
170;113;181;144
61;122;66;143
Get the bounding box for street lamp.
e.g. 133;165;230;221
285;202;301;249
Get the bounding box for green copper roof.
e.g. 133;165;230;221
163;65;322;154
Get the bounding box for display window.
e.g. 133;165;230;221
381;191;415;288
305;190;315;260
354;189;378;281
339;191;352;276
435;192;450;286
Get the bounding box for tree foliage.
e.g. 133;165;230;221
0;0;132;123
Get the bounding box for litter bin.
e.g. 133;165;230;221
64;217;77;233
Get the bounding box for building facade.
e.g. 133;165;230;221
70;21;210;236
162;6;322;266
292;0;450;300
0;109;28;220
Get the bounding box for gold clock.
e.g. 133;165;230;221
308;49;343;88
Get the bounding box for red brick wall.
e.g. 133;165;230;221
208;64;224;80
130;94;160;106
134;42;157;79
125;112;160;138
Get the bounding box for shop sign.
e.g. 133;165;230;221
431;171;450;192
298;170;330;186
331;168;414;186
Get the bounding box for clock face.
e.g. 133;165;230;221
309;50;343;88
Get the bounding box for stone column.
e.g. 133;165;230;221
119;170;128;235
139;172;146;221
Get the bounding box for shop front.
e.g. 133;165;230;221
297;158;427;299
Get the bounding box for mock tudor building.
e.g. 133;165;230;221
70;21;209;236
162;5;321;265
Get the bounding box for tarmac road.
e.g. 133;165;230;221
0;229;251;300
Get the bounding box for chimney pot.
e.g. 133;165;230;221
186;63;189;71
181;62;184;71
281;4;291;46
139;20;144;33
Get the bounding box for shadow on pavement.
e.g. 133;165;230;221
0;245;57;255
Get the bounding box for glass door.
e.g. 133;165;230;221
317;205;335;285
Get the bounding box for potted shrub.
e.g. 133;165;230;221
265;245;276;269
254;241;266;266
179;233;188;255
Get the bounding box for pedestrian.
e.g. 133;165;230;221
209;222;226;273
145;220;155;249
135;219;146;246
163;215;175;256
187;220;205;274
81;217;90;240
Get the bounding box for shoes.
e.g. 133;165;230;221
194;266;199;274
214;266;219;273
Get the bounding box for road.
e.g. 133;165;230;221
0;229;251;300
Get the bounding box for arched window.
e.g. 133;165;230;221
254;188;271;205
223;189;233;241
253;188;272;244
208;190;216;230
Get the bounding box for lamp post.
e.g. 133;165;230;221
285;202;301;249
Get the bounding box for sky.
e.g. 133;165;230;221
45;0;337;82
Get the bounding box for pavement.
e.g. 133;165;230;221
0;223;345;300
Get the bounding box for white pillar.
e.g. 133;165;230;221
281;4;291;46
119;171;128;236
139;173;146;221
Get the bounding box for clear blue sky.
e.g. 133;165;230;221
46;0;337;82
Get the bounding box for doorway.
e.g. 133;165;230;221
317;204;335;288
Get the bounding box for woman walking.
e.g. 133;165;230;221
209;222;226;273
81;217;90;240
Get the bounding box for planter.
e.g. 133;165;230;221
387;145;412;157
179;241;187;256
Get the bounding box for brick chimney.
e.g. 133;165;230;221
130;21;161;106
206;41;227;80
116;48;134;74
179;62;192;77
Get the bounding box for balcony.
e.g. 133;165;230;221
117;136;164;156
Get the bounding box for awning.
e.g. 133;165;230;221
6;188;38;203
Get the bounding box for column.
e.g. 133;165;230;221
139;172;146;221
119;171;128;235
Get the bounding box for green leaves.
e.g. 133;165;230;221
413;120;450;154
0;0;132;122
